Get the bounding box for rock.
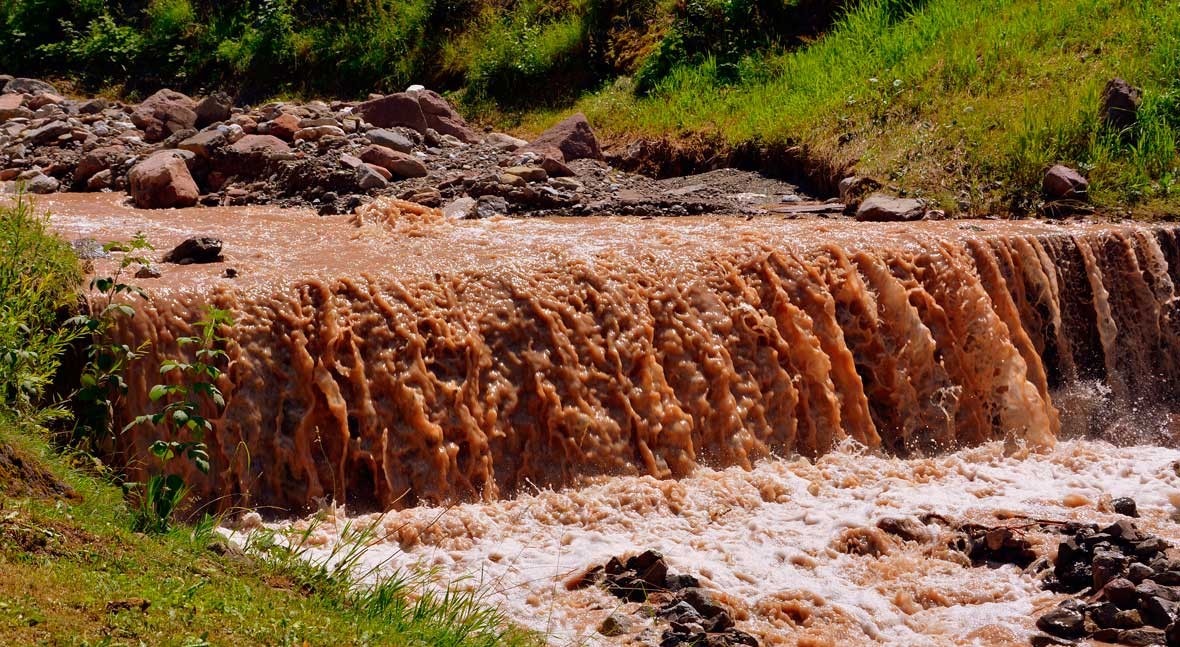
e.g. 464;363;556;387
27;92;64;110
443;196;477;220
1108;578;1141;609
264;113;302;141
78;98;109;114
1036;606;1086;639
76;145;128;184
24;120;71;145
1166;620;1180;646
356;93;428;133
498;173;527;188
1094;550;1130;590
26;173;59;194
134;265;162;279
1119;627;1167;646
3;78;56;95
1139;593;1178;628
550;177;584;192
625;550;669;588
877;517;929;543
163;237;222;264
1089;601;1122;628
227;134;293;161
195;92;232;127
128;150;200;209
1029;636;1074;647
358;145;427;178
475;195;508;218
0;93;31;121
87;169;113;191
486;132;528;151
524;112;603;162
540;155;576;178
355;164;389;190
838;176;882;203
597;612;635;637
681;588;727;621
414;90;478;143
293;125;346;141
1114;497;1140;518
366;128;415;153
131;89;198;143
855;193;926;222
178;130;227;159
504;166;548;183
339;154;364;170
1100;78;1143;133
364;162;393;181
1043;165;1089;201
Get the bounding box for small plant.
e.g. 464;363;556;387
125;306;233;533
69;233;154;450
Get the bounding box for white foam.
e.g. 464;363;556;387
235;440;1180;645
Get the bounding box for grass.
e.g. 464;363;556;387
553;0;1180;214
0;196;540;646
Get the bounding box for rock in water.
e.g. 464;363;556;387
855;193;926;222
524;113;603;162
1043;165;1090;201
128;151;200;209
163;238;223;264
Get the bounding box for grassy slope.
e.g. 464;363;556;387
0;415;539;646
552;0;1180;214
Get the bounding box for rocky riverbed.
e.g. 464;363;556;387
0;76;857;219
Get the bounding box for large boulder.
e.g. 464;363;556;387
128;150;200;209
1043;165;1089;201
414;90;477;143
194;92;232;127
855;193;926;222
523;113;603;162
3;78;56;95
1100;78;1142;133
75;145;129;185
356;93;428;133
358;144;428;178
131;89;198;143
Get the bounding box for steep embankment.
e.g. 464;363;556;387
4;0;1178;214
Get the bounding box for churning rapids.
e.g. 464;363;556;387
38;193;1180;644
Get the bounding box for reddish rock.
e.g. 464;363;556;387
128;151;199;209
131;89;198;142
75;145;128;184
524;113;603;162
178;130;228;159
356;93;428;133
540;155;575;178
1043;165;1089;201
415;90;477;143
228;134;292;159
194;92;232;127
364;162;393;181
266;113;302;141
358;144;428;178
27;92;65;110
0;93;30;121
855;193;926;222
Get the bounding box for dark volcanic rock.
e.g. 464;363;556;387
195;92;233;127
1036;606;1086;639
163;237;223;264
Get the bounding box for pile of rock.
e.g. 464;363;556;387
571;549;760;646
1032;518;1180;646
1;77;828;217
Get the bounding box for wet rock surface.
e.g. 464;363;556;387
571;550;760;646
0;81;834;217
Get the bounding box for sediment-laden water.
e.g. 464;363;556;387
41;194;1180;512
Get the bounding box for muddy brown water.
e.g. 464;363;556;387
32;193;1180;513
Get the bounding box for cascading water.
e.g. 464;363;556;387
44;195;1180;513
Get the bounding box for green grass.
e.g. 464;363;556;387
556;0;1180;214
0;196;540;646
